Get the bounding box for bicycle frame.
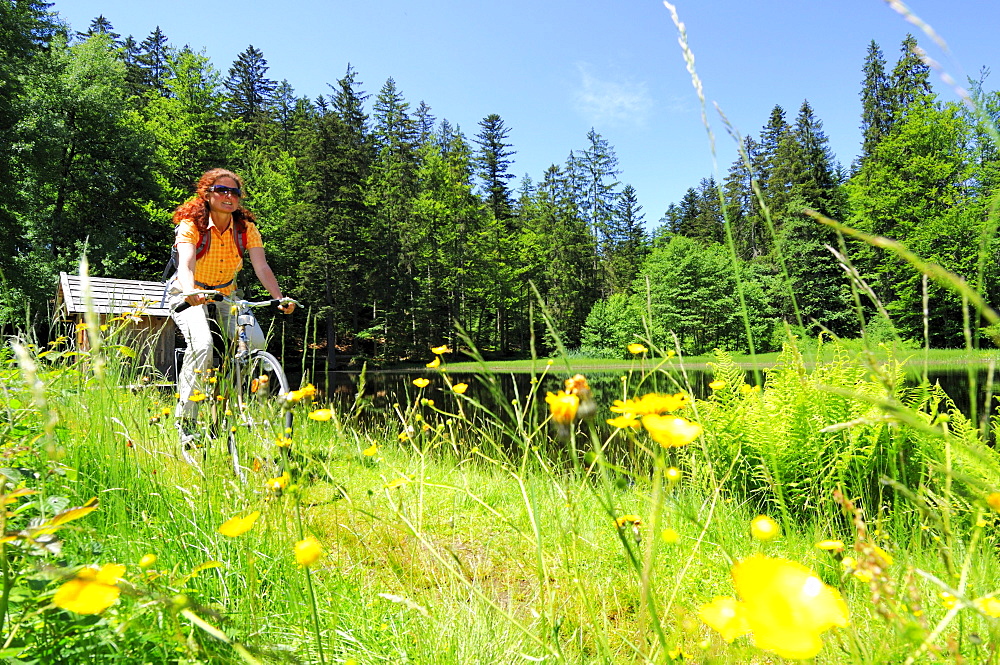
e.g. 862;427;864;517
173;290;299;480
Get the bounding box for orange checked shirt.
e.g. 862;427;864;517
175;217;263;295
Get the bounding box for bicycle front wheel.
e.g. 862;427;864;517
230;350;293;479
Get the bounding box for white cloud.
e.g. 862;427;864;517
573;63;654;128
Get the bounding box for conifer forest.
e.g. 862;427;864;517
3;3;999;364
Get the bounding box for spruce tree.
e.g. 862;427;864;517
859;40;892;165
137;26;171;97
891;34;932;120
473;113;516;224
224;45;276;138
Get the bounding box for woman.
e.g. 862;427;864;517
167;168;294;449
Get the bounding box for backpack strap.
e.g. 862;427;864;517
162;224;248;303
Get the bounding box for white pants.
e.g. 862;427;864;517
170;294;266;420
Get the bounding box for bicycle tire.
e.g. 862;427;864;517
229;350;293;481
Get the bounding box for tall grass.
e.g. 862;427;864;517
4;4;1000;664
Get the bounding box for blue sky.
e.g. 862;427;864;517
56;1;1000;230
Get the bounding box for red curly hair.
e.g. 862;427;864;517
172;168;256;234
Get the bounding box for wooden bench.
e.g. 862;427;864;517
55;272;178;379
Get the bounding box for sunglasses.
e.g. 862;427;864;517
208;185;242;197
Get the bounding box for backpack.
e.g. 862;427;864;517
160;224;248;303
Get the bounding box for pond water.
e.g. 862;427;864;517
317;365;1000;435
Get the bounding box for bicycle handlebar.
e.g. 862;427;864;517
173;290;299;314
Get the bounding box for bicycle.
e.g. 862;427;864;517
173;290;300;482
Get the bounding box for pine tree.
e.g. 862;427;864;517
859;40;893;165
78;15;119;43
603;184;649;293
473;113;517;224
224;45;276;138
369;77;421;355
413;100;436;143
137;26;171;97
891;34;932;120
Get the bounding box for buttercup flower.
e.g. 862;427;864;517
426;357;441;369
363;443;378;456
275;436;292;448
703;555;850;660
628;343;648;354
750;515;780;541
709;379;726;390
265;472;291;492
607;415;641;429
188;390;207;402
611;393;689;416
294;537;323;567
452;383;468;394
431;345;449;355
286;384;317;402
974;596;1000;618
218;511;261;537
412;378;430;388
138;553;157;569
615;515;642;529
661;528;680;544
665;467;682;484
564;374;596;420
987;492;1000;513
308;409;334;421
546;391;579;425
699;596;750;643
53;564;126;615
816;540;845;552
641;414;702;448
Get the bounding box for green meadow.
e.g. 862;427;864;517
7;1;1000;663
5;324;1000;664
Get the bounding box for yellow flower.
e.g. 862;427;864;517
452;383;468;394
627;343;648;354
426;356;441;368
606;415;641;429
250;374;269;393
940;591;958;610
545;390;579;425
431;345;449;355
138;553;157;569
218;511;261;537
816;540;845;552
750;515;780;541
665;467;682;484
564;374;596;420
988;492;1000;513
661;528;680;544
294;537;323;567
265;472;290;492
275;436;292;448
974;596;1000;618
385;477;410;489
728;555;849;660
709;379;726;390
53;564;126;615
286;384;317;403
75;322;89;332
412;378;430;388
308;409;334;421
615;515;642;528
363;443;378;457
699;596;750;643
611;392;689;416
641;415;702;448
188;391;207;402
